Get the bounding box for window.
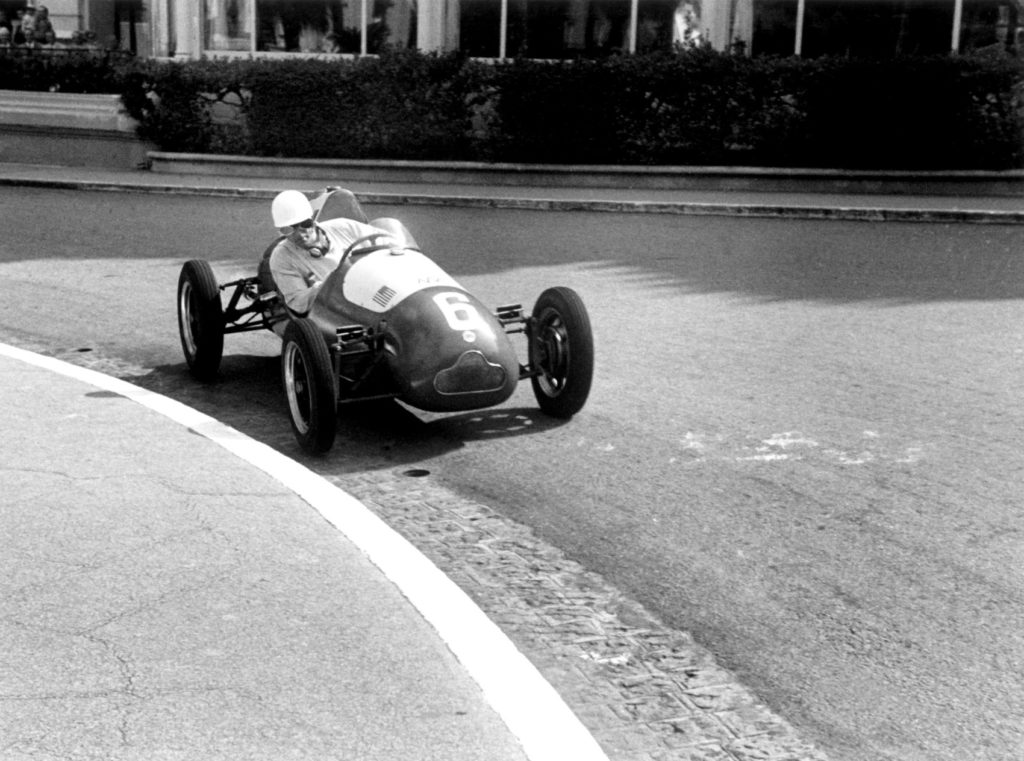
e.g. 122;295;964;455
458;0;501;56
205;0;253;50
802;0;953;57
204;0;416;53
458;0;693;57
751;0;798;55
750;0;1023;58
959;0;1021;53
637;0;696;53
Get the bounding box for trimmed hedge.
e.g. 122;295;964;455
485;50;807;165
3;46;1023;168
0;46;134;93
120;58;249;153
790;55;1024;169
481;50;1024;168
241;52;478;159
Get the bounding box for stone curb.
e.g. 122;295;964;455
354;193;1024;224
148;152;1024;196
2;175;1022;224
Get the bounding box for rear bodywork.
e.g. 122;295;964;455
307;243;521;412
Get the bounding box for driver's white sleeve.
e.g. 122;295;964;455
270;245;332;315
323;219;388;248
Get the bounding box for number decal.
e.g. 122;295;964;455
433;292;483;331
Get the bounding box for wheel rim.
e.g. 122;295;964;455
178;280;199;359
284;342;312;435
534;308;570;397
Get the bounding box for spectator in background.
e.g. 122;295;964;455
17;4;35;44
0;10;11;46
32;5;53;44
12;10;25;43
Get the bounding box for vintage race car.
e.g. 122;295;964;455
176;187;594;454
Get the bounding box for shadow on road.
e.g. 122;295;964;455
6;189;1022;306
384;207;1024;305
127;355;568;473
625;218;1024;304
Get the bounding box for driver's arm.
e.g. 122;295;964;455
324;218;392;252
269;243;332;315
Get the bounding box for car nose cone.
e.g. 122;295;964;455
434;350;507;395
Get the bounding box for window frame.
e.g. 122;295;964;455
202;0;397;56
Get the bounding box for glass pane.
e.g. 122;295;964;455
460;0;502;57
636;0;693;53
801;0;953;57
205;0;253;50
752;0;797;57
457;0;687;58
506;0;633;58
369;0;418;52
256;0;353;52
960;0;1020;54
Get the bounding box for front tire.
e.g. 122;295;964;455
529;287;594;418
282;318;338;455
177;260;224;382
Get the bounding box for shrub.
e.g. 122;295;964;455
120;58;250;153
242;50;481;159
478;57;628;163
4;46;1012;169
788;55;1024;169
0;46;134;93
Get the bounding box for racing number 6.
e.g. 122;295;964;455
433;292;483;332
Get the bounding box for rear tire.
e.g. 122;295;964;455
177;260;224;382
282;319;338;455
529;287;594;418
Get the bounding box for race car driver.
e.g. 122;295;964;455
268;189;387;315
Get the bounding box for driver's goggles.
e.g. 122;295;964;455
281;219;315;235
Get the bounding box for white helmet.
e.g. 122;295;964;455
271;190;314;228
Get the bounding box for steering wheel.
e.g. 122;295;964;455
342;233;395;260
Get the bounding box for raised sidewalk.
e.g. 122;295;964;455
0;156;1022;223
0;341;607;761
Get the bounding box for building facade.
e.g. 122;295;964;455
10;0;1021;59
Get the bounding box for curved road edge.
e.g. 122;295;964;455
0;340;610;761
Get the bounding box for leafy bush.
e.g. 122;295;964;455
786;55;1024;169
605;49;807;165
241;51;481;159
477;57;628;163
4;46;1019;168
0;46;134;93
120;58;251;153
471;50;1024;168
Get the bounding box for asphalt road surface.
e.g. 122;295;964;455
2;187;1022;761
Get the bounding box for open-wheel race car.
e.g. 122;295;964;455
176;187;594;454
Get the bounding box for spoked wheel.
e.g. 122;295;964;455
177;259;224;382
282;318;338;455
529;287;594;418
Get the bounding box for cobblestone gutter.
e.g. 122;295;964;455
336;469;831;761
